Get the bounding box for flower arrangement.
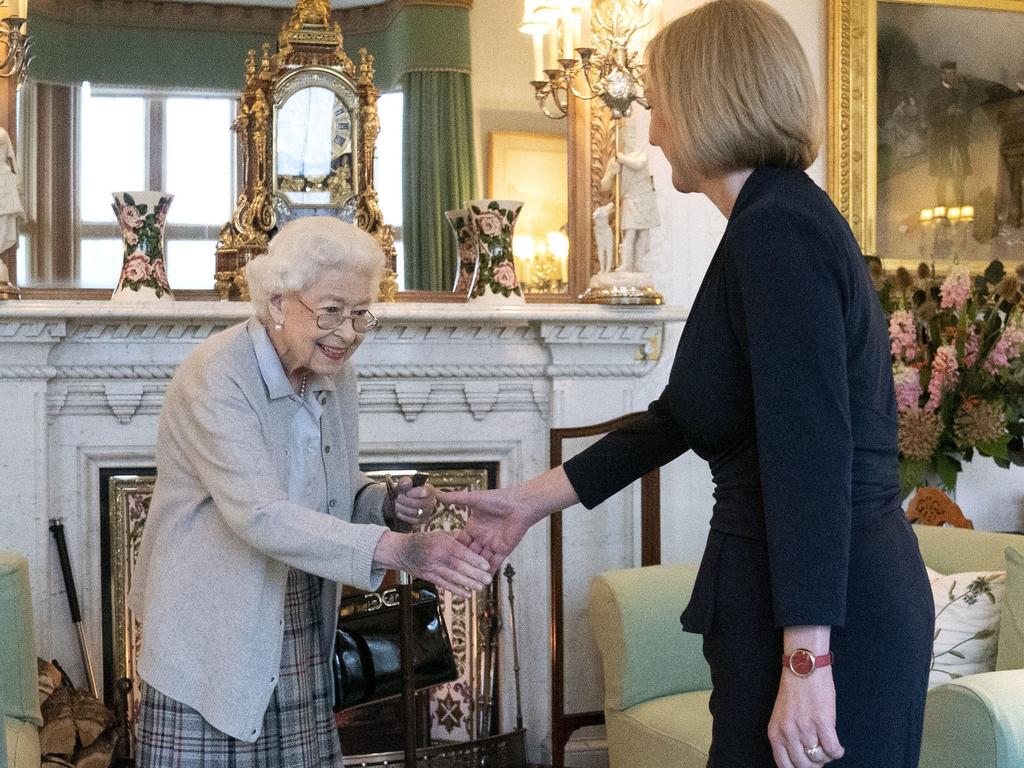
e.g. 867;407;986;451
873;258;1024;496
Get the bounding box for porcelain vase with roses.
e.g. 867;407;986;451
111;191;174;301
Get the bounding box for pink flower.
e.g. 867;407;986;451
120;228;139;246
893;364;922;414
121;252;148;284
492;260;518;290
150;258;169;290
118;204;144;231
940;265;971;311
984;317;1024;374
476;211;503;237
927;344;959;410
962;327;980;368
889;310;918;362
459;237;477;263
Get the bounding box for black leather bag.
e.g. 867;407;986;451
333;580;458;711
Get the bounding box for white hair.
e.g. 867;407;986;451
246;217;385;322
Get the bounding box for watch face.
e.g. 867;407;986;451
790;650;815;677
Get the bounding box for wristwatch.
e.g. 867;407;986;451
783;649;834;678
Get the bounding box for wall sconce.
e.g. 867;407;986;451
0;0;30;87
521;0;653;120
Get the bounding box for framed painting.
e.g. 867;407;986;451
487;130;569;294
100;471;156;707
829;0;1024;274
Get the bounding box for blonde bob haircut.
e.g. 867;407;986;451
246;216;384;324
644;0;820;181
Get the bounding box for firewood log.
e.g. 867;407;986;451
39;688;76;756
71;689;112;748
73;733;114;768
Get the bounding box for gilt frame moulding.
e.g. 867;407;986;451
828;0;1024;267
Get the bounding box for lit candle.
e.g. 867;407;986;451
960;205;975;221
933;206;947;219
547;231;570;283
19;0;26;19
919;209;933;223
948;206;961;221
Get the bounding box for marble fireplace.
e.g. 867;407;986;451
0;299;684;764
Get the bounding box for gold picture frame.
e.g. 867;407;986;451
487;130;570;295
103;473;156;706
829;0;1024;269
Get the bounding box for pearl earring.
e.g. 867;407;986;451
274;322;283;330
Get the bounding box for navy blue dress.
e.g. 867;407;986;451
564;167;934;767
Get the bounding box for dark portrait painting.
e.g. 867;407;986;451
876;2;1024;274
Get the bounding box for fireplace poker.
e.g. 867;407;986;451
49;517;99;698
503;564;524;731
395;471;430;767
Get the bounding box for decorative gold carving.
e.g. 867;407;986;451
216;0;385;300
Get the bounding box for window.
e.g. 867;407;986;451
374;90;404;288
78;84;237;290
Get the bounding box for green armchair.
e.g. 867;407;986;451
0;551;42;768
588;525;1024;768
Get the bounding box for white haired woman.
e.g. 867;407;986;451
444;2;933;767
129;216;491;766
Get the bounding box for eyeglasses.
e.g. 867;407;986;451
293;296;379;334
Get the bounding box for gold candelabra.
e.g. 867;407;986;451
0;0;29;87
521;0;653;120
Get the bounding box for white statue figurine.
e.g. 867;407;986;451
599;120;660;272
592;202;615;275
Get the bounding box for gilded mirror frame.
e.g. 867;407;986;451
827;0;1024;258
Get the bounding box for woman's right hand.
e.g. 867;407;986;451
372;529;491;599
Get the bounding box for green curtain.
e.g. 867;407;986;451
402;70;477;292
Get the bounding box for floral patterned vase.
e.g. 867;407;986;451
445;207;479;298
466;199;525;305
111;191;174;301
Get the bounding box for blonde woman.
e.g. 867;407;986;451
130;217;490;766
443;2;933;767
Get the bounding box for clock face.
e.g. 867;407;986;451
333;101;353;156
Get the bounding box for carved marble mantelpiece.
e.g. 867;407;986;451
0;299;684;763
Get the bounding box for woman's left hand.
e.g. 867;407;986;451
767;670;845;768
393;476;437;526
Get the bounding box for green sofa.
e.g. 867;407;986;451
588;525;1024;768
0;551;42;768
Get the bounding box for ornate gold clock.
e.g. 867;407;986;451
215;0;397;301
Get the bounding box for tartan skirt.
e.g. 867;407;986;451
135;569;343;767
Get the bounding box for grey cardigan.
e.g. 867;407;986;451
128;319;389;742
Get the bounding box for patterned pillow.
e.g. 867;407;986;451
926;566;1006;689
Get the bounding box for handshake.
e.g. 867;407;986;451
373;471;555;600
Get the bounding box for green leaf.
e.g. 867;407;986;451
124;192;136;206
935;453;961;491
977;435;1010;462
974;628;996;639
899;459;929;500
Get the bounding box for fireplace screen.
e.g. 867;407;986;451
99;464;499;748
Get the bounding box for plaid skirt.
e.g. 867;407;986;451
135;569;343;767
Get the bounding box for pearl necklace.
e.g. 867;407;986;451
298;372;308;399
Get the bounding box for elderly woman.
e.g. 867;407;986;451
129;217;490;766
444;2;933;768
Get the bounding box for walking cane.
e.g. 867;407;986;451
49;518;99;698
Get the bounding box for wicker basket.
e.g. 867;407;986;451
343;729;528;767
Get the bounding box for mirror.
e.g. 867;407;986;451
275;87;355;210
13;0;577;300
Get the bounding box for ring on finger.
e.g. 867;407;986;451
804;744;823;759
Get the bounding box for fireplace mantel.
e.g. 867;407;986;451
0;299;685;763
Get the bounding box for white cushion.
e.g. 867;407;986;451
926;566;1006;688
